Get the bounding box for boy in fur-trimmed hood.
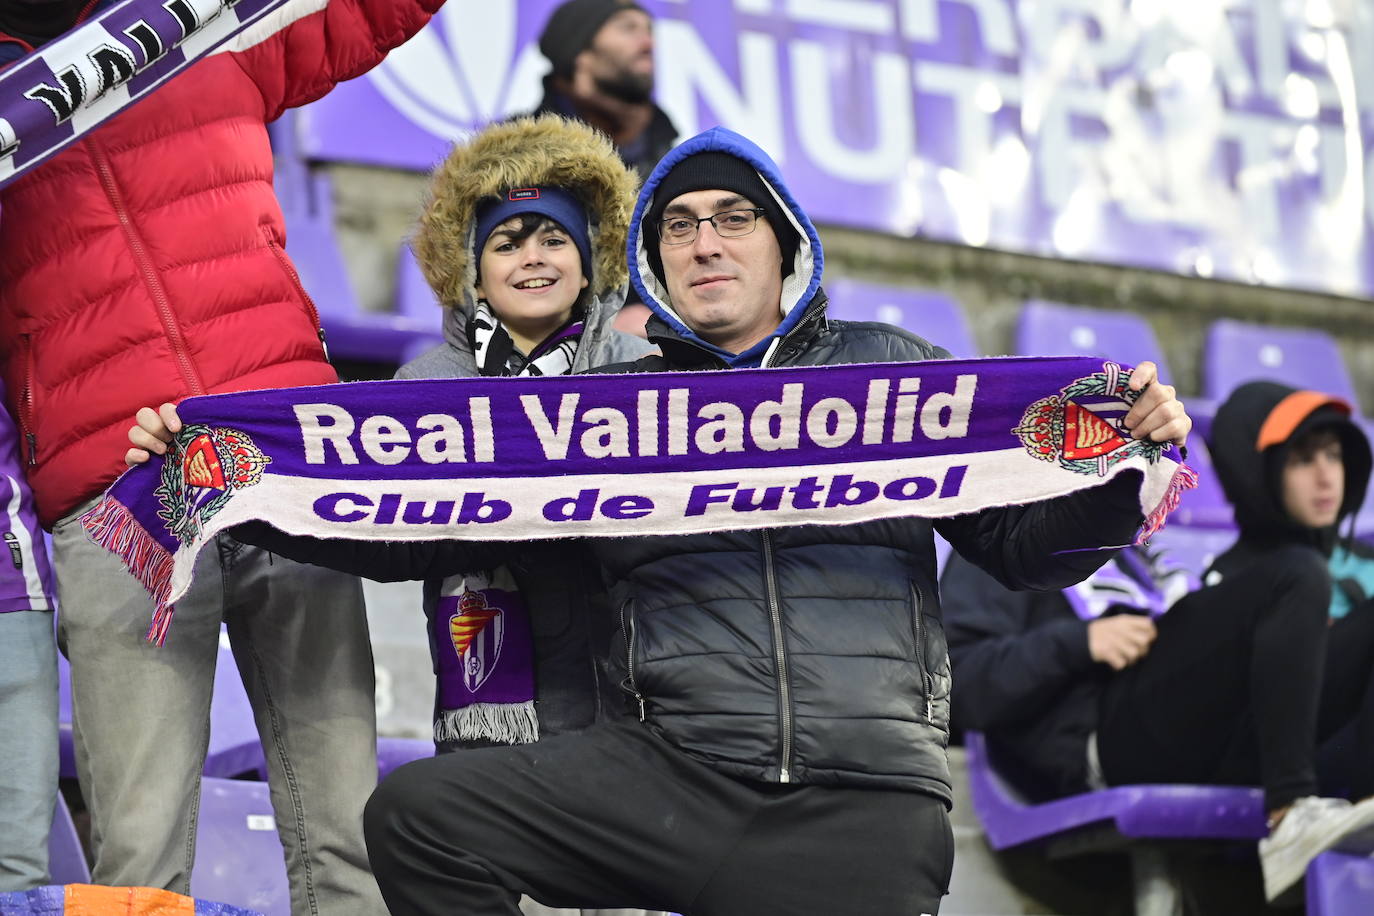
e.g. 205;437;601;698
395;118;655;806
401;114;651;381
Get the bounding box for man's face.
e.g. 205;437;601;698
579;8;654;103
1281;428;1345;529
657;188;785;354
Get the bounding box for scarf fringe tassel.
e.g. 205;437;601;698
1138;462;1199;544
80;495;177;646
434;701;539;746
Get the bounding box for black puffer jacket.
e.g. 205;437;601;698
588;305;1143;803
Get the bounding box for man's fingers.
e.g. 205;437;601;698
125;447;148;466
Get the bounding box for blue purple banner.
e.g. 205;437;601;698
81;357;1195;642
292;0;1374;298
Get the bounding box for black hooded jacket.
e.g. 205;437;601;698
1207;381;1371;581
944;548;1150;801
946;379;1374;803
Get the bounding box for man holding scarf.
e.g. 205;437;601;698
0;0;441;909
141;127;1192;915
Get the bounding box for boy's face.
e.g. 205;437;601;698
1281;428;1345;529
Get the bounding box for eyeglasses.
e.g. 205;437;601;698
657;207;767;245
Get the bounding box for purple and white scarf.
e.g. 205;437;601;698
81;357;1197;644
469;301;584;379
0;0;316;189
454;304;588;742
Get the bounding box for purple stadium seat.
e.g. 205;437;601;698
1166;436;1233;530
377;736;434;780
57;651;74;779
1016;300;1171;378
1204;319;1357;405
965;731;1266;851
272;160;441;366
394;245;446;365
966;728;1265;915
207;637;268;778
396;244;440;322
1306;850;1374;915
823;279;976;358
47;793;89;885
189;777;290;916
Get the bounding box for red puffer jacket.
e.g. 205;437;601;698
0;0;440;527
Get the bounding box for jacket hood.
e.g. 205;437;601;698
413;114;639;317
627;127;824;367
1208;380;1371;547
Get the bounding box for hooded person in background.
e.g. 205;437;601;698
149;126;1192;916
525;0;677;180
0;0;441;908
946;379;1374;904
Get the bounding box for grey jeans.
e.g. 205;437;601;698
53;502;385;915
0;608;58;891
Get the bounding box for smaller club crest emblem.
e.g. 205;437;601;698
1013;362;1165;476
183;435;225;489
154;425;271;544
448;590;505;692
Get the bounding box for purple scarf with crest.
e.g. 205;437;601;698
0;0;310;189
80;357;1197;647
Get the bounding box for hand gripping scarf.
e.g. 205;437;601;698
81;357;1198;645
0;0;313;189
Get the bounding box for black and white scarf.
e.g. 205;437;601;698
468;301;584;378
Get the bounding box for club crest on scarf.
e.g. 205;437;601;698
447;589;506;692
155;425;270;544
1013;362;1164;477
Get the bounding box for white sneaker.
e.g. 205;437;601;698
1258;796;1374;902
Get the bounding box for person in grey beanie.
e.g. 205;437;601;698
522;0;677;180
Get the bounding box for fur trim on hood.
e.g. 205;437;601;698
414;114;639;312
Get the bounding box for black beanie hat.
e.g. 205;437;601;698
538;0;646;79
642;151;800;288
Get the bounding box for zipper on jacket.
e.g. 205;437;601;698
765;297;827;368
619;598;646;721
911;582;934;722
753;304;818;785
263;230;329;361
88;138;205;396
18;334;36;466
761;530;794;783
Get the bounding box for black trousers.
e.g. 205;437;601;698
365;720;954;916
1097;544;1374;810
1317;600;1374;799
